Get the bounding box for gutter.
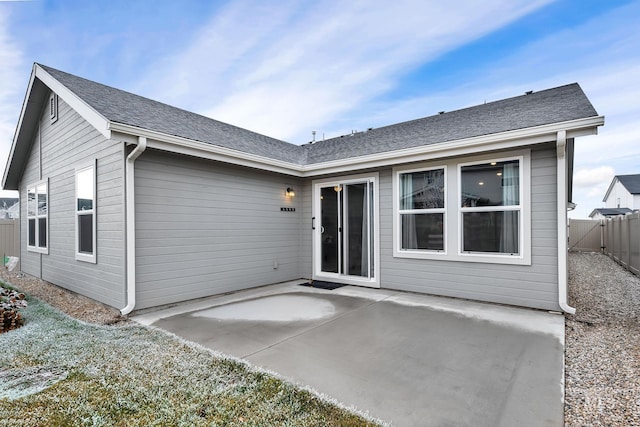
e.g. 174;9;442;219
121;136;147;316
109;116;604;179
556;130;576;314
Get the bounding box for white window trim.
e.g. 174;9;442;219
392;149;531;265
49;93;58;124
393;165;447;259
26;179;49;254
75;161;97;263
457;154;530;265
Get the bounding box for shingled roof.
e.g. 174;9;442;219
589;208;634;218
38;65;598;166
39;65;307;165
616;174;640;194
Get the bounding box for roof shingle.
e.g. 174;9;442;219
39;64;599;166
616;174;640;194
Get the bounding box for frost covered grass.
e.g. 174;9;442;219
0;296;381;426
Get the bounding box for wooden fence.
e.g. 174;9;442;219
0;219;19;269
569;213;640;276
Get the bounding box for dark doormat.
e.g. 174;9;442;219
300;281;347;290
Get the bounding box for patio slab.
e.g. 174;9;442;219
133;282;565;427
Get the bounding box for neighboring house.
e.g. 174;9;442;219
603;174;640;209
2;64;604;315
0;198;19;219
589;207;634;220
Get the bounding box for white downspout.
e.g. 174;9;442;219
556;130;576;314
121;137;147;316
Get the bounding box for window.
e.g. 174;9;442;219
76;164;96;263
27;180;48;253
397;167;446;252
393;150;530;265
460;158;522;255
49;93;58;123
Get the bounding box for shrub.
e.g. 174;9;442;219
0;286;27;333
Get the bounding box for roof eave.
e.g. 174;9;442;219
111;115;604;178
35;65;111;139
2;64;112;191
603;176;619;203
2;64;39;191
300;115;604;176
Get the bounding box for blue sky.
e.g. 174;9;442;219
1;0;638;218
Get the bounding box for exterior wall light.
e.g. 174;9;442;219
286;187;295;197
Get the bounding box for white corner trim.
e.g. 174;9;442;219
121;137;147;316
556;131;576;314
35;65;111;139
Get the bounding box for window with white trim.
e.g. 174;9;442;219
459;157;522;256
27;180;48;253
393;150;531;265
76;164;96;263
397;167;446;252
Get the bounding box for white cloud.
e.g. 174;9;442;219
0;10;23;198
141;0;552;142
574;166;615;188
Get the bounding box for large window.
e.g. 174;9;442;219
27;180;48;253
76;164;96;263
397;167;446;252
460;158;522;255
393;151;530;265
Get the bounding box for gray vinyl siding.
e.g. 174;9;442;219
380;145;559;311
19;95;126;308
134;150;302;309
300;145;559;311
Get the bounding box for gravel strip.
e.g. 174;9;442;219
0;269;123;325
566;252;640;426
3;254;640;424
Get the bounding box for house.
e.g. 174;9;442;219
2;64;604;315
589;207;634;220
603;174;640;210
0;198;19;219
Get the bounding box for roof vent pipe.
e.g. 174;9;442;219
312;130;316;143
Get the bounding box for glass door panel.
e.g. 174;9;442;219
318;180;375;280
320;186;340;273
345;183;369;277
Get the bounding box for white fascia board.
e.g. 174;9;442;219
2;65;38;189
602;177;619;203
34;65;111;139
110;115;604;179
109;122;304;177
301;115;605;176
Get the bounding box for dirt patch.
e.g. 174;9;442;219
0;269;124;325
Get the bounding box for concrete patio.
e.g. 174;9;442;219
132;281;565;427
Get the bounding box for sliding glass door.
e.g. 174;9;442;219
314;175;378;287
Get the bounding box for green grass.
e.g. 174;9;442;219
0;290;382;426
